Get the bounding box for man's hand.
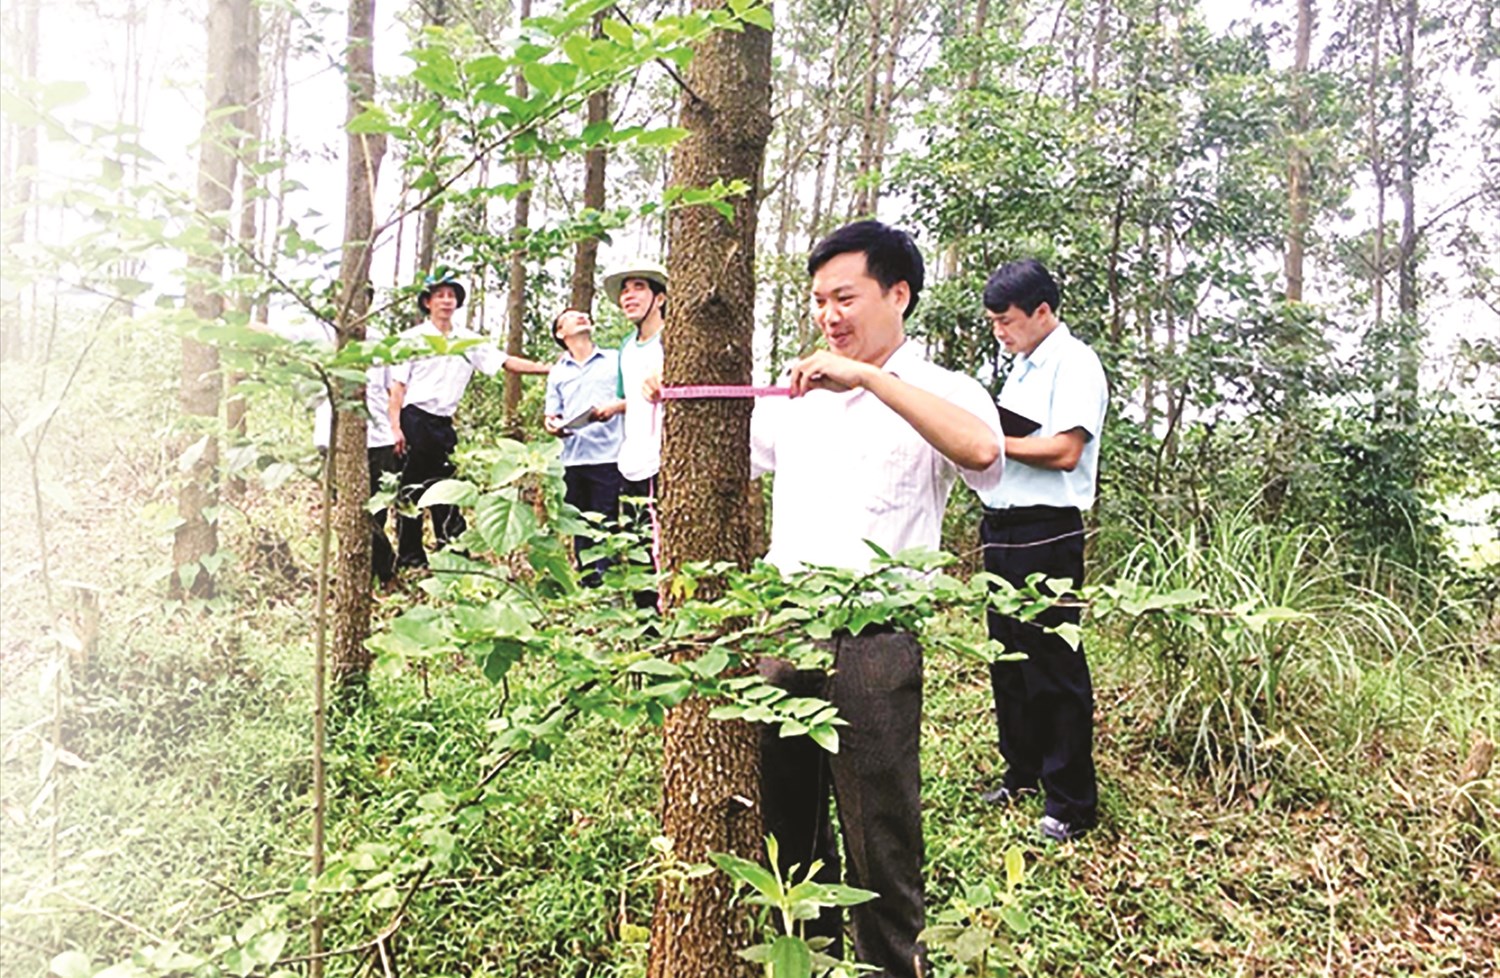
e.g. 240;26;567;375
787;350;876;397
643;373;662;404
594;399;626;420
393;426;406;456
544;414;571;438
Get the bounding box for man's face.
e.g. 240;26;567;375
617;277;661;325
427;284;460;318
555;310;592;343
810;251;909;366
986;303;1052;356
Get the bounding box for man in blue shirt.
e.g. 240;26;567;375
977;259;1108;843
545;308;625;585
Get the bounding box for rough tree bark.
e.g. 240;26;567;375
1393;0;1420;424
330;0;387;690
414;0;446;275
647;0;772;973
172;0;253;599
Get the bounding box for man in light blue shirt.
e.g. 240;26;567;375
977;259;1108;843
545;308;625;585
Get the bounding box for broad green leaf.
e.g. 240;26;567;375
766;935;812;978
474;491;537;553
636;126;689;148
419;479;478;508
709;852;780;899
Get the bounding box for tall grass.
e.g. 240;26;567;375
1104;501;1492;805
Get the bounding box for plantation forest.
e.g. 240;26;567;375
0;0;1497;975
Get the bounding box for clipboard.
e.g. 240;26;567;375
998;405;1042;437
560;405;598;431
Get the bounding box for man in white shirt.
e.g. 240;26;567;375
977;259;1108;844
750;221;1002;978
602;258;668;608
387;272;551;570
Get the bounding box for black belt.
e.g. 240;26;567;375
982;504;1080;528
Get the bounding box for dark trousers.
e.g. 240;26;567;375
982;506;1098;826
396;405;462;568
760;630;926;978
619;474;659;611
563;462;622;587
368;445;400;583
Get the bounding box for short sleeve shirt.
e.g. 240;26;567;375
390;320;508;417
545;346;623;467
615;330;664;482
979;322;1107;511
750;341;1004;573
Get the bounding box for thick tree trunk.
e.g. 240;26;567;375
414;0;446;277
330;0;386;691
504;0;533;422
173;0;251;599
648;1;772;974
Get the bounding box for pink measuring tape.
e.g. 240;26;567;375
659;384;791;400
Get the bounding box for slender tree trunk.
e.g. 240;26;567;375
571;20;609;313
648;1;771;973
414;0;447;277
851;0;882;218
1368;0;1386;331
330;0;386;692
1284;0;1313;302
504;0;534;423
1;0;39;362
226;0;261;502
1394;0;1419;423
173;0;251;599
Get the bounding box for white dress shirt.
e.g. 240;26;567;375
391;320;509;417
751;341;1004;573
979;322;1107;512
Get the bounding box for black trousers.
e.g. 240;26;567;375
563;462;622;587
368;445;400;583
619;473;659;611
397;405;462;568
982;506;1097;826
760;630;926;978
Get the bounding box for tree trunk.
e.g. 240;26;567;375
648;1;772;973
570;15;609;313
414;0;446;277
330;0;387;691
225;0;261;502
2;0;40;361
851;0;883;218
1394;0;1419;423
1368;0;1386;331
504;0;533;423
173;0;252;599
1284;0;1312;302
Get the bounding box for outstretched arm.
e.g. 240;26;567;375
503;354;555;376
787;350;999;471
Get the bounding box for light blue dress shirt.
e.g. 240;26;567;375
546;346;623;467
980;322;1108;511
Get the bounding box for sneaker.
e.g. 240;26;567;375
980;785;1037;807
1039;814;1091;842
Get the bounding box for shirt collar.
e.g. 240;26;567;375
564;346;604;366
880;337;924;377
1019;321;1071;370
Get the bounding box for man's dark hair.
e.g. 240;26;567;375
807;220;925;319
983;259;1060;316
551;309;574;350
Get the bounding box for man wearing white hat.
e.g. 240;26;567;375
602;258;668;608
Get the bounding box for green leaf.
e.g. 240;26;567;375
739;4;773;30
808;726;840;754
636;126;690;148
710;852;781;899
767;935;812;978
1004;845;1025;889
42;80;89;111
50;951;92;978
473;491;537;553
419;479;478;508
347;107;397;135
